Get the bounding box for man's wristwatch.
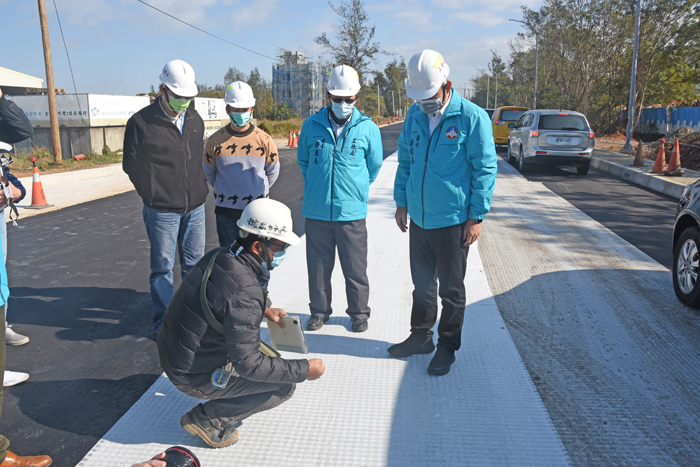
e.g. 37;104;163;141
471;219;483;224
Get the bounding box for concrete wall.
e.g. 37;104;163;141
12;126;127;157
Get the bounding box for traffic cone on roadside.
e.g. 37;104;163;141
665;140;685;176
291;131;298;148
632;140;645;166
652;139;666;173
287;129;293;148
26;156;53;209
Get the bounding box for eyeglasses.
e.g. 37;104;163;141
329;96;357;104
266;241;289;253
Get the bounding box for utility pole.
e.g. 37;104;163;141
37;0;62;163
477;68;490;108
622;0;642;152
494;73;498;108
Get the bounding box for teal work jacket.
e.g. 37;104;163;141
394;93;498;229
297;106;384;221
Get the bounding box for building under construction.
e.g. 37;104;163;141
272;50;325;118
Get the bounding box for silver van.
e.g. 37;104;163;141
507;110;595;175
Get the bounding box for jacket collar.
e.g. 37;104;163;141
310;105;369;129
231;244;267;279
409;91;463;130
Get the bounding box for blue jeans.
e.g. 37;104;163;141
216;213;242;248
142;204;206;329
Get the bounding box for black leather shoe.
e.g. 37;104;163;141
306;315;328;331
351;318;368;333
387;333;435;358
427;345;456;376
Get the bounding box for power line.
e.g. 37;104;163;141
136;0;277;61
52;0;85;121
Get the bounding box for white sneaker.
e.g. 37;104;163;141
4;370;29;387
5;324;29;346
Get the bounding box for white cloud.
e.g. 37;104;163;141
453;10;509;27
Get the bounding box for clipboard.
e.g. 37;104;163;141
266;315;309;354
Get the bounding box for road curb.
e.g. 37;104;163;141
592;149;699;199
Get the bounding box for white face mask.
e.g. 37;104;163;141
418;97;443;115
331;101;355;120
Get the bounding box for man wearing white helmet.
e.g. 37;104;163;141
297;64;383;333
157;198;325;448
123;59;209;331
203;81;279;249
390;50;497;376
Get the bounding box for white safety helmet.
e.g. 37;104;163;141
237;198;300;246
406;49;450;100
326;65;361;97
225;81;256;108
159;59;198;98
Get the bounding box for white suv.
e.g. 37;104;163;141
507;110;595;175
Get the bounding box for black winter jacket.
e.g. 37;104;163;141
0;95;34;144
157;247;310;391
123;97;208;213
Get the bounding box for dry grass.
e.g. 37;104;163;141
10;145;123;177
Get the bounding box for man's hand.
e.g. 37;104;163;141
265;307;287;329
462;219;482;247
307;358;325;380
131;452;166;467
395;206;408;232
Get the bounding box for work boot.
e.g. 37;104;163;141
180;411;239;448
387;333;435;358
5;325;29;346
3;371;29;387
0;450;52;467
306;315;328;331
427;345;456;376
351;318;368;333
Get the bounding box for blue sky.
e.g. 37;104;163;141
1;0;542;97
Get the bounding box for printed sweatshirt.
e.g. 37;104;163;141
203;124;280;215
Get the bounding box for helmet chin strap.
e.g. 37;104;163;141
259;237;273;270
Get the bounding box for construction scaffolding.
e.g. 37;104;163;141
272;49;325;118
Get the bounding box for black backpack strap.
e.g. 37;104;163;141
200;248;227;334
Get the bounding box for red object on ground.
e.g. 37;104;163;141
652;139;666;173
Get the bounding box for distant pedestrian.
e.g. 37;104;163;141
157;199;324;448
390;49;497;376
297;64;384;333
203;81;279;249
123;59;208;331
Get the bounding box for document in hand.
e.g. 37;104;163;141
267;315;309;354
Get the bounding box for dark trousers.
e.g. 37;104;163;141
0;305;10;462
181;366;295;431
215;210;243;248
305;218;370;320
409;221;469;351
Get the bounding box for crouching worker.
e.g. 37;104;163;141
157;198;325;448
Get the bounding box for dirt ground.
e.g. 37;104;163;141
598;127;700;171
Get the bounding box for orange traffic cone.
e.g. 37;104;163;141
652;139;666;173
291;131;298;148
287;129;293;148
665;140;685;176
26;156;53;209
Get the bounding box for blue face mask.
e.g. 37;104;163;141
230;111;252;127
331;101;354;120
262;249;286;271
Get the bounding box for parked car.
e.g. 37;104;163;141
491;106;529;146
673;182;700;306
507;110;595;175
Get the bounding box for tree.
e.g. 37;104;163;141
313;0;388;84
224;67;247;86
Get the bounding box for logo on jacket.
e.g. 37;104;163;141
445;125;459;139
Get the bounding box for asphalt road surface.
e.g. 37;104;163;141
0;122;686;466
496;147;679;269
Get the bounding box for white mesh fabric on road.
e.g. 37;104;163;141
77;153;570;467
